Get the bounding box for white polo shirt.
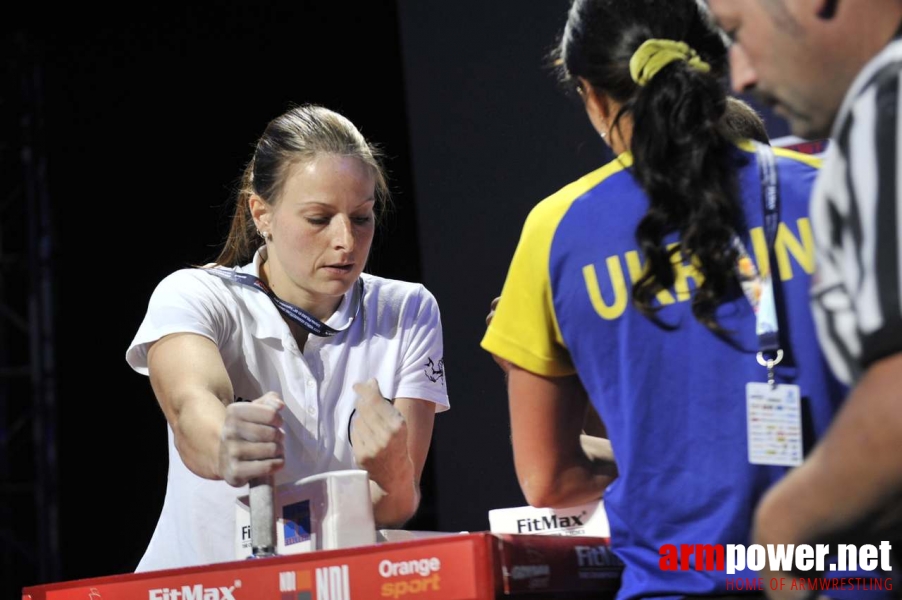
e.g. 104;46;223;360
126;249;449;571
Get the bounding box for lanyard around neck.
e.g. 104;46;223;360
201;267;363;337
732;142;783;383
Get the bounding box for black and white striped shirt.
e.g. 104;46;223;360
810;38;902;385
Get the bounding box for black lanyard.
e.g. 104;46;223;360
201;267;363;337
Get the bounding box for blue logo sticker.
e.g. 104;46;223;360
283;500;311;546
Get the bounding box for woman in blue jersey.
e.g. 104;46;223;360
481;1;879;598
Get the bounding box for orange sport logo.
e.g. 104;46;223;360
378;557;442;599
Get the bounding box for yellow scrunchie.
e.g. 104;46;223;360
629;39;711;86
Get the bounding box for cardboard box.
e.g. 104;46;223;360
488;500;610;538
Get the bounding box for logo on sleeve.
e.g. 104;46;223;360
424;358;445;385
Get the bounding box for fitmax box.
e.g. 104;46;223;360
488;499;610;537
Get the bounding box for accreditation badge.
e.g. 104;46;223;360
746;382;803;467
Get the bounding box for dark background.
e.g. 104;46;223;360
1;1;790;596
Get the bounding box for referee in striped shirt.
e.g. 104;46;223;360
709;0;902;595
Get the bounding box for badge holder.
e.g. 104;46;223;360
740;143;803;468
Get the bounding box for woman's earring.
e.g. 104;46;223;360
258;229;272;241
600;131;607;139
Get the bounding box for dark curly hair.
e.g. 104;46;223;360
553;0;748;333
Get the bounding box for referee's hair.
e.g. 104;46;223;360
720;97;770;145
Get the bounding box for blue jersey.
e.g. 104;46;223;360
483;143;877;600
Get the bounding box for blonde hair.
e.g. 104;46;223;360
216;105;390;267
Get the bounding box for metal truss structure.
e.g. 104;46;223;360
0;30;60;596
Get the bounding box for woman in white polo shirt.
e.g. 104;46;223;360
126;104;449;571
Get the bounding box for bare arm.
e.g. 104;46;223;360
578;388;618;476
487;294;616;476
508;364;616;508
351;379;437;527
147;332;284;485
754;352;902;598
